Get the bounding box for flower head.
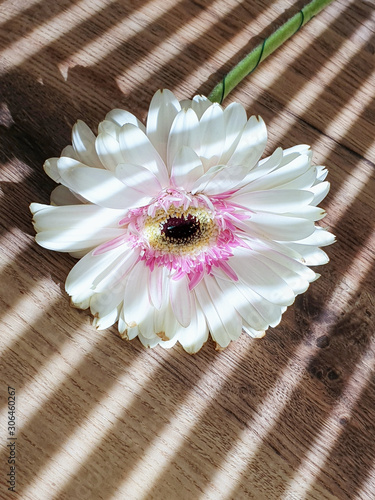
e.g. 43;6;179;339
30;89;334;353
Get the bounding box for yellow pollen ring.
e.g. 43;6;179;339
143;206;218;256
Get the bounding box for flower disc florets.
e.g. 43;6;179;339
119;189;245;285
30;89;334;353
143;205;217;256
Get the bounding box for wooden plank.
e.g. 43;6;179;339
1;0;374;498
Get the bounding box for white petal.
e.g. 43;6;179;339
98;120;120;140
167;108;200;172
284;205;326;221
105;109;145;132
71;289;94;309
199;104;225;168
178;300;209;354
138;307;157;339
287;244;330;266
170;146;204;191
44;158;61;182
61;145;77;160
93;305;120;330
253;254;310;295
57;157;151;209
31;203;123;232
123;262;150;325
195;279;229;347
228;115;267;169
50;185;83;206
283;144;311;156
72;120;102;168
158;335;180;349
220;102;247;164
154;302;166;334
195;277;242;347
116;163;162;196
146;89;181;163
310;181;330;206
315;166;328;182
237;283;283;328
244;151;311;192
66;245;128;296
190;164;222;194
153;302;179;341
35;228;125;252
235;148;283;191
179;99;192;109
30;203;47;216
242;236;304;263
169;276;192;327
189;95;213;119
198;164;250;196
69;250;91;259
216;278;270;331
148;265;168;310
92;247;140;293
275;165;317;190
95;133;125;172
295;227;336;246
243;212;315;241
249;239;316;282
242;322;266;338
138;331;161;348
229;247;295;306
232;189;313;213
127;322;140;340
119;124;168;185
118;309;127;335
90;287;124;319
161;304;179;341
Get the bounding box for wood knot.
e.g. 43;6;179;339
316;335;330;348
327;368;341;380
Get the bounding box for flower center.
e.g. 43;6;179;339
161;214;201;244
142;205;218;256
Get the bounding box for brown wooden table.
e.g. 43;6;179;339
1;0;374;498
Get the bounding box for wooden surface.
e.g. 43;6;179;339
1;0;375;498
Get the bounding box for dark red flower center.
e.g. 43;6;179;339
162;214;201;243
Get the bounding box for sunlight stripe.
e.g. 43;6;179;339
0;0;116;73
321;229;375;313
115;0;280;96
327;158;374;227
353;465;375;500
66;0;181;67
0;274;61;349
249;1;374;143
202;225;375;500
23;353;157;500
191;0;348;101
110;346;253;500
0;236;33;274
323;71;375;146
200;341;315;500
185;0;343;96
282;236;375;498
283;325;375;499
0;321;99;429
0;0;44;25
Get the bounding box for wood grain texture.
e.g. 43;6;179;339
1;0;374;498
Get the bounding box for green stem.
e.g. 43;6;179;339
208;0;335;103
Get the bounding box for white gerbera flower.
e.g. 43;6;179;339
30;89;334;353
